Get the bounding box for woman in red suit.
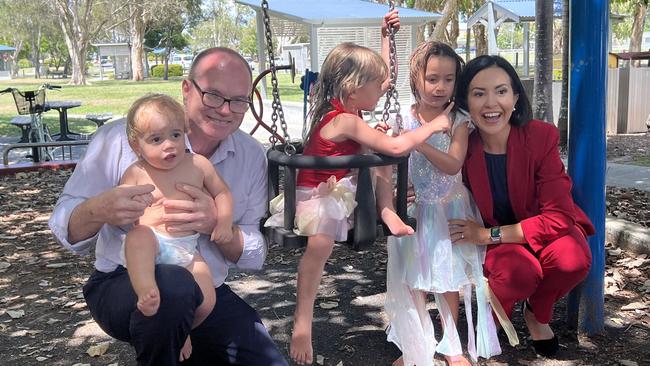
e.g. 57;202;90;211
448;55;594;357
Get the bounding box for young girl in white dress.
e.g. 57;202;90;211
385;41;515;366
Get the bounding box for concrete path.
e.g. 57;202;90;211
606;162;650;191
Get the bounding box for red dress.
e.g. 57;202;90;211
265;99;361;241
297;99;360;188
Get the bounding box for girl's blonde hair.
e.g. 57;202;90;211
305;42;387;144
409;41;464;104
126;93;186;148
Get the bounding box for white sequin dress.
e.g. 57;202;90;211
385;110;501;365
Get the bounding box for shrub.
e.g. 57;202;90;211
17;58;32;68
151;64;183;77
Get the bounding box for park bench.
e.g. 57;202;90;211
45;69;67;79
1;140;89;175
9;115;32;143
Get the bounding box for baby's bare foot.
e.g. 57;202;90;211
137;288;160;317
290;323;313;365
179;336;192;362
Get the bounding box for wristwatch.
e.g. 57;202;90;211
490;226;502;243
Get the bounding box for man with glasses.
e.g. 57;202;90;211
49;47;287;365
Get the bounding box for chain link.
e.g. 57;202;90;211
261;0;293;154
381;0;402;134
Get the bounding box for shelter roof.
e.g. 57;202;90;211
0;44;16;52
235;0;441;26
610;51;650;61
494;0;562;21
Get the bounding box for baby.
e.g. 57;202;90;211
120;93;233;361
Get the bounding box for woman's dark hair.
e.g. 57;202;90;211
409;41;465;104
455;55;532;126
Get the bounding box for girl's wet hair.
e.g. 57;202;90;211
304;42;387;144
126;93;186;147
409;41;465;104
455;55;532;126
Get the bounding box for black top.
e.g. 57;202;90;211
484;152;517;225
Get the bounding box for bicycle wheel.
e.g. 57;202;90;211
41;123;54;161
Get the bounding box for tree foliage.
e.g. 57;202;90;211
145;0;202;80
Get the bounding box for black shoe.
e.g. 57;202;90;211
522;301;559;357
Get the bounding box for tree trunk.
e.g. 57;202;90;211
629;2;647;52
449;7;459;48
55;1;88;85
32;26;42;79
432;0;457;43
129;2;145;81
474;24;488;56
558;0;569;147
10;40;23;78
533;0;554;123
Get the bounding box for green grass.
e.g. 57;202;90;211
0;73;303;138
630;156;650;167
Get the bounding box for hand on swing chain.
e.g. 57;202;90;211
371;121;396;136
162;183;218;235
382;9;401;37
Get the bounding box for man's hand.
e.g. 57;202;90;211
162;183;218;235
98;184;155;226
68;184;154;244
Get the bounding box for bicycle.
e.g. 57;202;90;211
1;83;61;162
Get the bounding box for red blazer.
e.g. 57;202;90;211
463;120;595;253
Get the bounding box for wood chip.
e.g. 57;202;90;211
621;302;648;311
7;309;25;319
86;342;110;357
319;301;339;309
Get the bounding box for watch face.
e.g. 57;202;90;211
490;226;501;242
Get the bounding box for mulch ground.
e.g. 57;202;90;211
1;133;649;365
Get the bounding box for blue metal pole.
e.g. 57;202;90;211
567;0;607;334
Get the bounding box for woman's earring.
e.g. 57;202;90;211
513;106;517;111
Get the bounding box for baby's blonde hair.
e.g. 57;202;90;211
305;42;387;144
126;93;186;148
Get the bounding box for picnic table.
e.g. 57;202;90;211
45;100;82;141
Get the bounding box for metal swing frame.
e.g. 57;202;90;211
259;0;414;250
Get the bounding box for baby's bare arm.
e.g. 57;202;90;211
194;156;233;243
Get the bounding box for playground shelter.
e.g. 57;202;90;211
467;0;622;77
92;42;132;80
0;44;15;80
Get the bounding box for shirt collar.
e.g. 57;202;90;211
186;132;236;164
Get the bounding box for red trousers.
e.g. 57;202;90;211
483;225;592;324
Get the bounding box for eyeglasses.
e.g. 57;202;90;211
190;79;251;114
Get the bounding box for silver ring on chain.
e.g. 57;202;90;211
461;233;464;239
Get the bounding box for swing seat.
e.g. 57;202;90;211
265;144;415;251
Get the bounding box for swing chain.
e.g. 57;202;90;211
381;0;402;134
261;0;294;155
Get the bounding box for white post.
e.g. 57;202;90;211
487;1;498;55
255;9;267;99
523;22;530;77
310;25;319;72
